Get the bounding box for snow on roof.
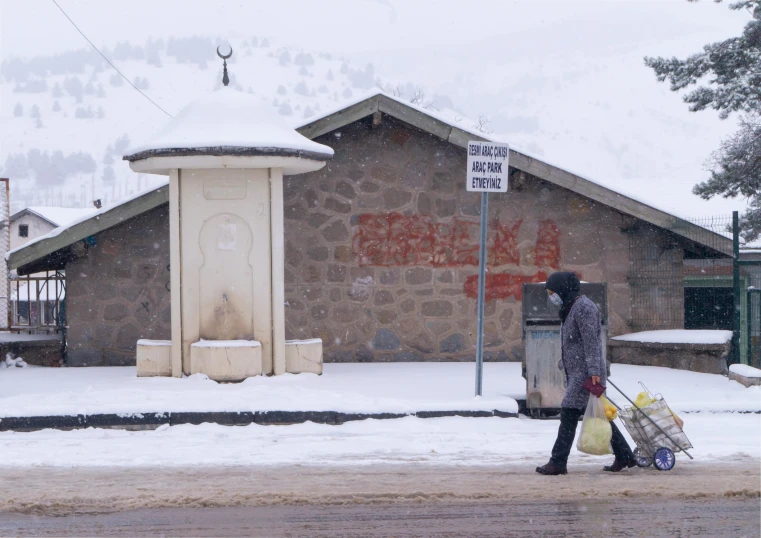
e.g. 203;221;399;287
23;206;98;228
612;330;733;345
294;89;509;145
6;183;169;261
124;87;334;160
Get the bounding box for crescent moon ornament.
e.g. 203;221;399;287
217;45;233;86
217;45;233;60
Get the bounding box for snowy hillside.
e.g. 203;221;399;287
0;0;752;219
1;37;426;213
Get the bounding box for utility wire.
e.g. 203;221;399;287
51;0;173;118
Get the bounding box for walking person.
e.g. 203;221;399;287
535;272;636;475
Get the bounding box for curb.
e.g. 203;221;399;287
0;409;519;432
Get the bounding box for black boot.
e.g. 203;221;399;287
603;459;637;472
536;461;568;475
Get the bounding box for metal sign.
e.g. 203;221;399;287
468;141;509;396
466;141;509;193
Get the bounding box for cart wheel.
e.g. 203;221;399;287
633;448;652;468
653;447;675;471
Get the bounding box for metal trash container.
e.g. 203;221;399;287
521;283;609;417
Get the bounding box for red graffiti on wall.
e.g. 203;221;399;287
491;219;521;266
353;213;568;300
354;213;559;269
355;213;484;267
534;220;560;269
464;271;550;301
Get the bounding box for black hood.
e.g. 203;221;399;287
545;272;581;321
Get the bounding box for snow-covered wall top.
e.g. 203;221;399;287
124;88;334;160
612;330;733;345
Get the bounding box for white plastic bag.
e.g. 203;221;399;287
576;394;612;455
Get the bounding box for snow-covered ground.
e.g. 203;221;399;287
0;362;520;418
0;363;758;418
0;363;758;469
0;413;757;468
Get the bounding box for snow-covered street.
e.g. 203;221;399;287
1;363;759;419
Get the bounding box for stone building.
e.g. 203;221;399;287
8;93;733;366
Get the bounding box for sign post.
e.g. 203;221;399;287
466;140;509;396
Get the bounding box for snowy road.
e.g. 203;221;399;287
2;498;758;537
1;414;758;533
3;463;759;512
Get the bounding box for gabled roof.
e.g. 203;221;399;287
8;91;733;273
8;208;58;228
6;206;99;229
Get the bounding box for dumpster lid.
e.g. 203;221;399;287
522;283;608;324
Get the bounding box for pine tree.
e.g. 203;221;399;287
645;0;761;239
102;166;115;183
13;103;23;117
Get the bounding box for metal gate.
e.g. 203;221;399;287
10;270;66;333
747;289;761;368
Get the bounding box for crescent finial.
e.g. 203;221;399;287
216;45;233;60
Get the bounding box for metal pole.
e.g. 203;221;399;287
475;192;489;396
733;211;741;365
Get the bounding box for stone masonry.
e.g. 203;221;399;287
65;205;171;366
282;115;684;363
61;115;690;366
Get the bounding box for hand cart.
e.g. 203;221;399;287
606;380;693;471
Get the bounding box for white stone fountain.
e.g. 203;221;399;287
124;48;333;380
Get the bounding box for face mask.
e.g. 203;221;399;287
548;292;563;307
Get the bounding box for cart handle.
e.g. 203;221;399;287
607;379;693;460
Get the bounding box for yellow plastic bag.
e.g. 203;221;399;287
634;391;656;409
601;395;617;421
633;391;684;430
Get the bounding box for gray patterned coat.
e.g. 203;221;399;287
561;296;605;409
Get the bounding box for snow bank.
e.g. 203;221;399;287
612;330;733;345
0;413;757;468
730;364;761;378
1;353;27;369
126;87;333;158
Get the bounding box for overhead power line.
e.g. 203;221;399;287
51;0;173;118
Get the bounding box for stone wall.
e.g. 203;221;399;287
60;115;692;366
607;339;730;375
65;205;171;366
282;115;649;363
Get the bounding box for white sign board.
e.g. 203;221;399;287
466;141;509;193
